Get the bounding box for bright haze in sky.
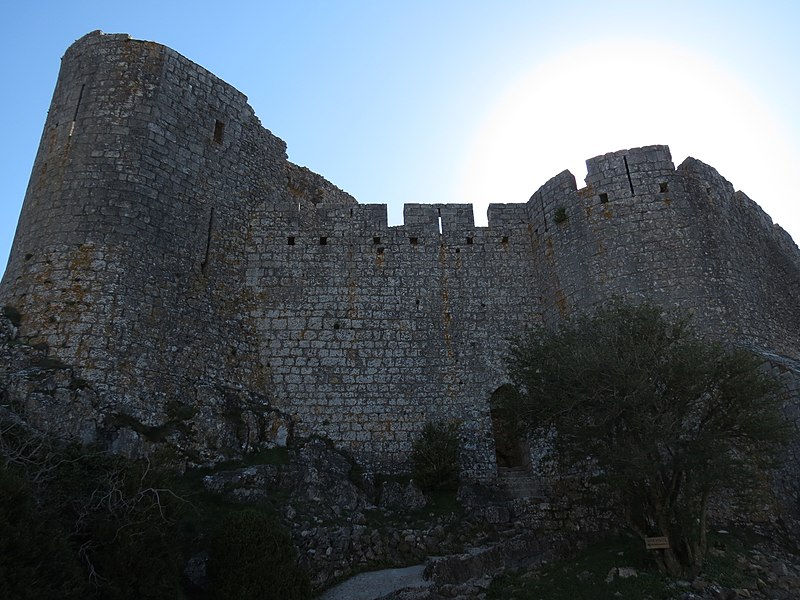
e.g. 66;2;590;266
1;1;799;271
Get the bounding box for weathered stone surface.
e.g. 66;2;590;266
1;32;799;495
285;437;371;517
201;464;280;502
425;546;505;585
378;480;427;511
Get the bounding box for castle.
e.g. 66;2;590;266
2;31;799;480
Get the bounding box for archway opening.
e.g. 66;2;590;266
489;384;528;469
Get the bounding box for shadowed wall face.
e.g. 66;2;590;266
2;32;799;477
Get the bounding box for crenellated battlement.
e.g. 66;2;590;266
2;31;799;479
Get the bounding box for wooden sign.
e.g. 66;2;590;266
645;536;670;550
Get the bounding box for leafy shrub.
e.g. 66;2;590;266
208;509;311;600
411;421;461;492
0;414;186;600
0;465;86;599
48;452;185;600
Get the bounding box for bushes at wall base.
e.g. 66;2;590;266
0;437;185;600
208;509;311;600
411;421;461;493
0;465;86;599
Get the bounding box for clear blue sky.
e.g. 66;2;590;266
2;1;799;271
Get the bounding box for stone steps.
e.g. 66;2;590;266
496;466;542;499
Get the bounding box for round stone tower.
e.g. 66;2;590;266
0;31;289;455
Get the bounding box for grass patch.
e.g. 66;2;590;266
169;447;293;510
31;356;68;370
425;489;464;517
701;526;767;589
241;446;291;466
487;535;673;600
68;377;90;391
165;400;198;421
2;305;22;326
488;528;787;600
110;413;176;443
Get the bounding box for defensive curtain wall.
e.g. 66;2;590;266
2;31;800;481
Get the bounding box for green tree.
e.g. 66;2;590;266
0;465;87;599
505;301;789;578
0;413;186;600
208;509;311;600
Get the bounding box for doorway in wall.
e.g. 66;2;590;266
489;384;528;468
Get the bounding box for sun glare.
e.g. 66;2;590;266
458;40;799;240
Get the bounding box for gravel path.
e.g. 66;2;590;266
316;564;431;600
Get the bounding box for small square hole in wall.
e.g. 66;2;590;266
409;236;418;246
660;182;669;193
373;236;381;245
213;120;225;144
320;236;328;245
455;248;461;254
599;193;609;203
466;237;474;245
501;236;509;244
377;247;385;255
287;236;295;245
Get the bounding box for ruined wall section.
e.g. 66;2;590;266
529;147;718;328
247;200;541;477
526;145;800;359
678;158;800;357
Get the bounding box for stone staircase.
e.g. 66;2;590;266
496;466;542;500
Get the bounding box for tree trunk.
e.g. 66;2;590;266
654;547;685;578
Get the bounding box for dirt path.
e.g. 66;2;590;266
316;564;431;600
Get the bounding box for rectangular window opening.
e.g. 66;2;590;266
466;236;474;245
599;193;609;204
501;236;509;244
213;120;225;144
319;236;328;245
660;182;669;193
437;216;443;235
373;236;381;245
287;236;295;246
410;236;418;246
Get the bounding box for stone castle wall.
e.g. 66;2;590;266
2;31;800;478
